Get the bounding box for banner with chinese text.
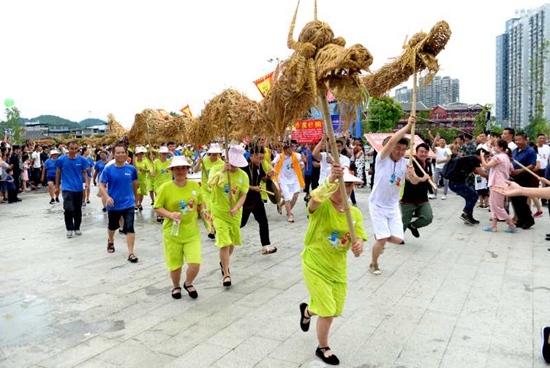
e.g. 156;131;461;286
291;119;323;143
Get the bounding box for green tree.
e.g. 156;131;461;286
0;106;23;143
525;40;550;139
365;96;403;132
473;104;492;136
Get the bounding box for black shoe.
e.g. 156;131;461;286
55;197;60;203
183;283;198;299
86;200;90;204
407;224;420;238
542;326;550;364
315;347;340;366
222;275;231;287
299;303;311;332
49;199;55;204
546;233;550;237
171;287;182;300
16;198;22;202
119;229;127;235
514;221;525;228
399;240;405;245
208;233;215;240
102;207;107;212
522;221;534;230
461;213;475;225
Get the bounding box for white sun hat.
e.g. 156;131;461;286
158;146;169;154
136;146;147;154
167;155;192;169
207;143;222;154
228;145;248;168
50;149;60;156
328;166;363;184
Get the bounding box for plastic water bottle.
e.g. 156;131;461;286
170;219;181;236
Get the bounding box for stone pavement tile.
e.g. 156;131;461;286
234;286;282;308
485;350;532;368
149;308;212;336
167;343;231;368
255;357;300;368
0;344;62;368
74;358;119;368
267;331;318;364
35;336;120;368
428;281;471;315
152;321;221;357
393;311;458;368
439;344;488;368
129;330;172;347
210;336;281;368
93;339;175;367
101;314;166;342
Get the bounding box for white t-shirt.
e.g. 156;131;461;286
508;141;517;152
32;152;42;169
318;152;350;184
273;153;302;185
474;174;488;190
435;146;451;169
537;145;550;170
369;154;408;210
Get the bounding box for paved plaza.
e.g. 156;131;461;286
1;187;549;368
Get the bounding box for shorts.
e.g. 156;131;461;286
163;236;201;270
302;262;346;317
213;216;242;248
369;203;404;240
46;176;56;183
280;181;301;202
476;188;489;197
108;207;135;233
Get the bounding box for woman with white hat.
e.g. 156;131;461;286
151;146;172;222
193;143;224;239
208;144;249;287
154;156;210;299
41;149;61;204
298;164;367;366
133;146;152;211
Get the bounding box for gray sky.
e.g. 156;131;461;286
0;0;546;127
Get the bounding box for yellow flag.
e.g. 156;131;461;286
253;72;274;98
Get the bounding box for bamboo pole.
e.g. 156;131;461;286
409;71;418;158
410;156;438;190
513;159;550;185
318;92;356;244
224;121;234;207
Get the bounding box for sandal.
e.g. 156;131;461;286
287;215;294;223
299;302;311;332
223;275;231;287
315;346;339;365
506;227;518;233
262;246;278;255
183;283;198;299
138;205;143;211
482;227;496;232
127;253;138;263
156;216;163;223
277;201;283;215
107;241;115;253
171;287;182;300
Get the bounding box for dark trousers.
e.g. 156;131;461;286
62;191;83;231
511;196;533;226
241;201;271;246
8;189;18;203
31;167;42;186
449;181;477;214
304;174;313;196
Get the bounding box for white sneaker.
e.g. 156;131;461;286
66;230;74;238
369;264;382;275
441;195;447;200
74;230;82;236
428;194;436;199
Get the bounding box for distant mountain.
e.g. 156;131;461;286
19;115;106;129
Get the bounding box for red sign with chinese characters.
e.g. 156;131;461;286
291;119;323;143
364;133;436;158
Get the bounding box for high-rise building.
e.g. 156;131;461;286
496;5;550;128
394;76;460;107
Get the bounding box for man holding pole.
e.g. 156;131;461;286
368;116;417;275
400;143;434;238
510;133;536;229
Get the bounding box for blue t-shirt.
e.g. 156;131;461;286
56;155;88;192
44;158;58;180
86;157;94;178
100;164;138;211
94;160;107;178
